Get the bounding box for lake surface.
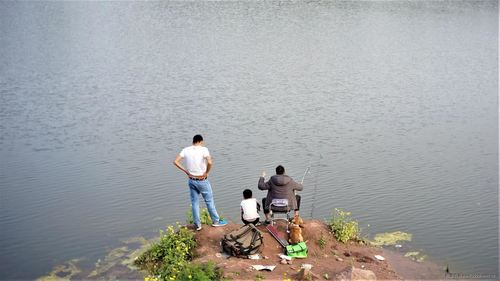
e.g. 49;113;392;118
0;1;498;279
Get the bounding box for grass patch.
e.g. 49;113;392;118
186;207;216;225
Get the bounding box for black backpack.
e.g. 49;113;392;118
221;224;263;257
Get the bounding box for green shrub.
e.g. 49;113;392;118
186;207;213;225
134;224;228;281
328;208;360;243
134;224;197;280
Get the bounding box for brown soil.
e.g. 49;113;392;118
191;220;404;281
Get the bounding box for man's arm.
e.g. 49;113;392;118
293;180;304;192
203;155;212;178
258;172;270;190
173;154;190;177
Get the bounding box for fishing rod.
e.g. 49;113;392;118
300;166;311;185
293;165;310;210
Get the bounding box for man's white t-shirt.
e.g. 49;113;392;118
179;145;210;176
240;198;260;221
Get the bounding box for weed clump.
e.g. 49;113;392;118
186;207;214;225
134;224;223;281
327;208;360;243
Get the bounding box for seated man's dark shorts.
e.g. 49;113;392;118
242;217;260;225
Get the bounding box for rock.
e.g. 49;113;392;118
281;259;288;264
352;267;376;280
336;257;344;262
279;254;292;261
335;266;377;281
295;267;321;280
301;264;313;270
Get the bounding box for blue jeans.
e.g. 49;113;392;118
188;179;220;227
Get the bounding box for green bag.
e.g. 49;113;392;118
286;242;308;258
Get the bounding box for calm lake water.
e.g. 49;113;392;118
0;1;498;279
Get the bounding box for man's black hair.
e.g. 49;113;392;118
193;134;203;144
276;165;285;175
243;189;252;199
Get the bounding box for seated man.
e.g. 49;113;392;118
258;165;303;223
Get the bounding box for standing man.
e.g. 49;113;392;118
173;134;227;230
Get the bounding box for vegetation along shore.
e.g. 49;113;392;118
37;209;446;281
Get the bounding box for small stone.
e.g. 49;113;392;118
323;273;330;280
281;259;288;265
336;257;344;262
215;253;222;258
287;260;293;265
301;264;313;270
263;256;269;259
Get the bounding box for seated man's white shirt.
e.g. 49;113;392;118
180;146;210;176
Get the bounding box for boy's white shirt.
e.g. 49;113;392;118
240;198;260;221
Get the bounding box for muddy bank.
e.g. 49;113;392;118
192;220;444;280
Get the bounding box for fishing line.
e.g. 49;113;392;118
309;153;322;219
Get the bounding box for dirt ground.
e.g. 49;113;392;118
192;220;408;281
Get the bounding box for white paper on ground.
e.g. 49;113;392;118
279;254;292;261
252;265;276;271
248;254;261;260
